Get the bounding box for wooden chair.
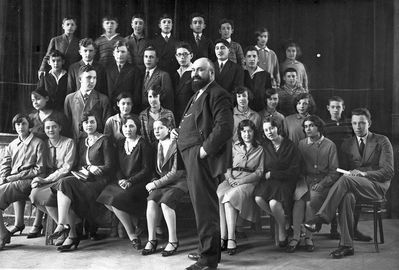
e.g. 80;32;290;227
356;198;386;252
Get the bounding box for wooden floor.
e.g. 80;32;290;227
1;219;399;270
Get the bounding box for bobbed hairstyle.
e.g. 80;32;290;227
302;115;325;135
12;113;34;130
237;119;258;148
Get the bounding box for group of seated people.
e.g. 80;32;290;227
0;11;394;267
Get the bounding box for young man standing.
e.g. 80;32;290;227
125;14;147;72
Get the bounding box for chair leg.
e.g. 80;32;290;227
378;212;384;244
373;205;379;252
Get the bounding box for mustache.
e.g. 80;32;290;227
192;75;202;81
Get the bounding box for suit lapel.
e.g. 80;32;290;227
349;136;362;160
144;68;160;90
363;133;377;163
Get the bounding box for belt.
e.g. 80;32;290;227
232;167;255;173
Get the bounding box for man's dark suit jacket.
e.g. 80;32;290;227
187;34;215;62
141;67;174;112
38;72;68;111
39;34;81;72
149;35;179;76
214;60;244;94
340;132;394;193
244;69;272;111
67;60;107;95
105;62;142;112
172;70;194;124
180;81;234;178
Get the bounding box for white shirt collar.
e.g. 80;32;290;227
161;33;171;39
356;133;368;145
177;63;193;77
307;135;324;145
255;45;270;52
145;66;157;78
83;60;93;66
49;69;67;84
245;66;264;78
193;33;202;38
101;33;119;40
19;132;34;146
225;38;232;43
80;89;92;97
218;59;228;66
195;80;213;100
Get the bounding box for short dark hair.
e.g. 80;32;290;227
302;115;325;135
12;113;33;130
159;13;173;23
233;86;254;101
262;116;283;137
78;65;96;77
43;116;63;130
175;42;193;53
48;49;65;60
244;45;259;56
237;119;258;147
121;114;141;135
144;46;158;58
79;38;97;50
294;93;316;114
284;41;302;58
189;12;206;23
116;92;133;103
132;13;145;21
31;87;53;110
255;27;269;37
145;84;163;99
283;67;298;77
265;88;277;99
62;16;77;24
219;18;234;29
328;96;345;105
351;108;372;122
102;15;118;23
214;39;230;48
155;117;173;130
113;40;129;50
80;111;99;128
264;88;278;106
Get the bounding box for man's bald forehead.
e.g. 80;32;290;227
194;57;214;72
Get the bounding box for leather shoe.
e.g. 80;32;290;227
303;216;325;233
188;252;200;261
286;239;300;253
185;262;217;270
330;246;354;259
354;230;372;242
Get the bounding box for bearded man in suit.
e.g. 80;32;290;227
175;58;233;270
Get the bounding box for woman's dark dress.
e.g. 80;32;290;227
97;137;153;215
50;135;114;221
254;137;301;213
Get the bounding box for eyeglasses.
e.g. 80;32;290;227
175;52;190;58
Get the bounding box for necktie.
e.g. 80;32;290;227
158;143;164;170
195;34;200;46
83;94;89;103
359;138;365;156
144;71;150;84
220;62;224;71
118;65;122;72
52;146;57;167
164;35;169;43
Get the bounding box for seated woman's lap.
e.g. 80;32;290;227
0;179;32;210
